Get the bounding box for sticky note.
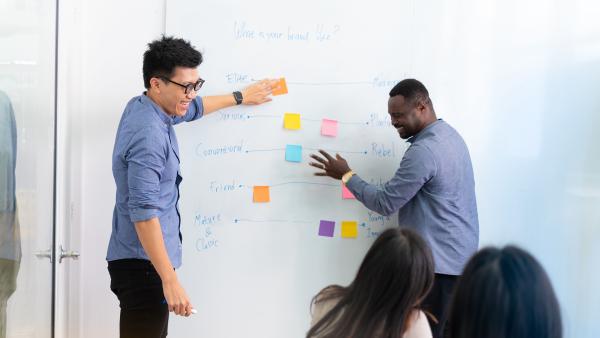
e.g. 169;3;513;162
321;119;338;137
284;113;301;130
318;220;335;237
272;77;288;96
285;144;302;162
253;186;270;203
341;221;358;238
342;184;355;199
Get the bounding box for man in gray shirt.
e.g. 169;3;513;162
309;79;478;338
0;90;20;338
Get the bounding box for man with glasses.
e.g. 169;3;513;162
107;36;278;338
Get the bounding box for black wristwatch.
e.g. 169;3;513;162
233;91;243;105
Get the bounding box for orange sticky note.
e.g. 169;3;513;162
272;77;288;96
341;221;358;238
284;113;301;130
342;184;355;199
253;186;270;203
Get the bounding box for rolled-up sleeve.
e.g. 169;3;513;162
125;127;167;222
346;144;437;216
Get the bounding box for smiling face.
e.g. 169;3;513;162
148;66;199;117
388;95;426;139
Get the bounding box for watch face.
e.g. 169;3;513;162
234;91;243;104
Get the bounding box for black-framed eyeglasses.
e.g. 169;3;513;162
161;77;205;95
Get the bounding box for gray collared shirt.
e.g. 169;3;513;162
0;90;20;261
106;93;203;268
346;119;479;275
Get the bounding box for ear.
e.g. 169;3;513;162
149;77;162;93
415;100;427;114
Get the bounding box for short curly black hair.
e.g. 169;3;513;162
389;79;431;107
142;35;203;89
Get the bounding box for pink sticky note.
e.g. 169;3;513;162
321;119;338;137
342;184;355;199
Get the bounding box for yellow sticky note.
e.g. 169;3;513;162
284;113;301;130
341;221;358;238
253;186;270;203
272;77;288;96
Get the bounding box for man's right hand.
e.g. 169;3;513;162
309;150;352;180
134;218;195;317
163;278;194;316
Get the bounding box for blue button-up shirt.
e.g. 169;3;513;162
346;119;479;275
107;93;203;268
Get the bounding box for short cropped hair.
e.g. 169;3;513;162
389;79;431;106
142;36;203;88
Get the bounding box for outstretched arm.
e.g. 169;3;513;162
202;79;280;115
309;146;435;216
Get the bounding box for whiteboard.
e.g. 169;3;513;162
167;1;408;337
166;0;600;337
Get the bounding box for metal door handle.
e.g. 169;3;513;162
59;245;80;263
35;249;53;262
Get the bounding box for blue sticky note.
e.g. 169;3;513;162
285;144;302;162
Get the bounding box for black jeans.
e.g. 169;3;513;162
422;273;458;338
108;259;168;338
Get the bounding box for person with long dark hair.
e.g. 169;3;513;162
448;246;562;338
307;228;435;338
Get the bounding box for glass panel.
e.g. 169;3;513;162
0;0;57;337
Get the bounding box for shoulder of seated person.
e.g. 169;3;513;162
402;310;432;338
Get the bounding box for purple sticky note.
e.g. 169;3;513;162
342;184;355;199
319;220;335;237
321;119;338;137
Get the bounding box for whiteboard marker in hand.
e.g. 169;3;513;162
161;299;197;315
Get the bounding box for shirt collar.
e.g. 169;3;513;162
407;119;443;143
141;92;175;126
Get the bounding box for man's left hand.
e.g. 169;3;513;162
309;150;351;180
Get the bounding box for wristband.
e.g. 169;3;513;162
341;170;355;184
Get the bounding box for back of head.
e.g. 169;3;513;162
142;35;203;88
448;246;562;338
308;227;434;338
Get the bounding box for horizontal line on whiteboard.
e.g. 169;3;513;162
287;81;373;85
269;181;338;188
305;147;368;154
244;147;368;155
245;148;285;153
338;121;369;125
247;114;280;118
233;218;313;224
239;181;338;188
246;114;368;125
